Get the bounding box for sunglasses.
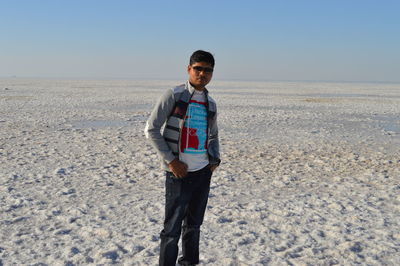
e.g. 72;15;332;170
192;66;214;73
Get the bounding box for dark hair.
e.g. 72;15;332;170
189;50;215;67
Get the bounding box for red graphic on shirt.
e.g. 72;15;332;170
180;127;199;152
179;99;208;153
189;99;207;105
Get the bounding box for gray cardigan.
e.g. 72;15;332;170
145;81;220;171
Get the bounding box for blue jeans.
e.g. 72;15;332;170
159;165;212;266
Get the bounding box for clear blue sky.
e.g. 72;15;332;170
1;0;399;82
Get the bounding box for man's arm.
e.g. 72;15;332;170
208;113;221;170
144;88;177;164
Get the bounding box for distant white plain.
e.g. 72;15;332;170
1;79;399;265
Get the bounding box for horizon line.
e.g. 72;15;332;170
1;76;399;85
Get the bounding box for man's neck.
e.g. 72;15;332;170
189;81;205;91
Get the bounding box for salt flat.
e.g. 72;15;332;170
1;79;399;265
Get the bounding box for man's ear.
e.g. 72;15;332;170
187;65;191;73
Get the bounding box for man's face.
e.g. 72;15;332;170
187;62;213;90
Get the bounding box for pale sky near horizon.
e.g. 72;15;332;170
1;0;399;82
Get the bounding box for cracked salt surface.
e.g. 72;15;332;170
370;115;400;134
1;79;399;265
70;120;133;129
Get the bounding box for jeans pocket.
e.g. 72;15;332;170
207;164;213;174
165;172;182;197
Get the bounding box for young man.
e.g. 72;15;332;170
145;50;221;266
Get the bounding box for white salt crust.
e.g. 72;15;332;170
1;79;399;265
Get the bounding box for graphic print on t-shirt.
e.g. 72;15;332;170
180;99;207;154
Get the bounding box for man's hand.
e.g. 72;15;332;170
168;159;188;178
209;164;218;172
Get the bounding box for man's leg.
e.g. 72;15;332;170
179;167;212;265
159;172;192;266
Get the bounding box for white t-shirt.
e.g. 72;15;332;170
179;89;209;171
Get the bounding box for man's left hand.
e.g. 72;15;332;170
209;165;218;172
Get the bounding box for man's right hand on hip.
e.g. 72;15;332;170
168;159;188;178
